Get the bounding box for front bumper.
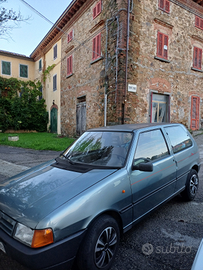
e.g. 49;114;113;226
0;228;86;270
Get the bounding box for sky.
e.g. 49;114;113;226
0;0;72;56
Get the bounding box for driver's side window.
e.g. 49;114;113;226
134;129;169;165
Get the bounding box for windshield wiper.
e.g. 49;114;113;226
61;154;76;165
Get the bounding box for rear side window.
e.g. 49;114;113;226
134;129;169;161
165;126;192;153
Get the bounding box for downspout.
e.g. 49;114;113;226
123;0;131;124
104;18;114;126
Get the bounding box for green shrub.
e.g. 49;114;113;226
0;77;48;132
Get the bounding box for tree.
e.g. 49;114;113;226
0;0;30;39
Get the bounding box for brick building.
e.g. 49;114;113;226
59;0;203;136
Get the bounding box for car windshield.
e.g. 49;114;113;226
62;131;133;167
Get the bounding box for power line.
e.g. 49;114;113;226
19;0;103;57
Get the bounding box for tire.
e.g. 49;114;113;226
77;215;120;270
181;169;199;201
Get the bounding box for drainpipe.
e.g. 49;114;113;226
123;0;131;124
104;18;114;126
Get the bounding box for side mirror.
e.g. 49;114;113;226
132;162;153;172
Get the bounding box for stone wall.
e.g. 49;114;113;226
126;0;203;129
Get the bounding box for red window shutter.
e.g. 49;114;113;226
157;32;163;57
93;6;96;19
92;37;96;60
97;1;101;14
163;35;168;59
70;55;72;74
67;55;73;75
70;30;73;41
159;0;164;9
200;19;203;29
196;16;200;27
67;34;70;43
198;48;202;69
67;57;70;75
97;33;101;57
193;47;198;68
193;47;202;69
165;0;170;13
92;33;101;60
196;17;199;27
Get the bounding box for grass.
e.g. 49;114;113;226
0;132;75;151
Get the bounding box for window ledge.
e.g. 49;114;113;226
66;73;73;79
90;56;103;65
191;67;203;73
154;56;170;63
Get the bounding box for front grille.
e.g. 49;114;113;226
0;211;16;236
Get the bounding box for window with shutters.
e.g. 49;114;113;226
67;55;73;76
191;96;200;130
158;0;170;13
92;33;101;61
20;64;28;78
2;61;11;75
193;47;202;70
67;30;73;43
195;16;203;30
53;44;57;60
93;0;102;19
157;32;168;60
53;74;57;91
39;59;42;71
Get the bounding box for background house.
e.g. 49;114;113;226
0;50;34;81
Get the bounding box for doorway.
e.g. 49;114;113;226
76;96;86;136
51;107;58;133
151;93;170;123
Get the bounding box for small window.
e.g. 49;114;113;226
193;47;202;70
53;44;57;60
134;129;169;162
157;32;168;60
2;61;11;75
93;0;102;19
39;85;43;100
165;126;192;153
39;59;42;71
158;0;170;13
92;33;101;60
195;16;203;30
20;64;28;78
67;55;73;76
53;74;57;91
67;30;73;43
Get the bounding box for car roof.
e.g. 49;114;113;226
88;123;179;132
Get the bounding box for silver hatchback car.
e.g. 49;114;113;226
0;123;201;270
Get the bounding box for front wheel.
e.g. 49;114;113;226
181;169;199;201
77;215;120;270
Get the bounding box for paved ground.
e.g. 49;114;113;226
0;134;203;270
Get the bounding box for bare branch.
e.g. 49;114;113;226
0;0;31;39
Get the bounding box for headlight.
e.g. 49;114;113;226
14;223;54;248
14;223;34;246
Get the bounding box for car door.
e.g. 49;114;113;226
164;125;195;192
129;128;177;222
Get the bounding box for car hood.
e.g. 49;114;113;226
0;160;117;228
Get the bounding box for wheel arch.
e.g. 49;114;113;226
192;164;199;173
87;210;124;236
